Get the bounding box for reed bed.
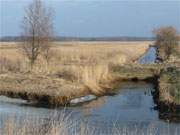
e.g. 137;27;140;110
1;113;179;135
0;41;150;104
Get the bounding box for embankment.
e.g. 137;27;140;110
0;63;160;106
0;73;88;107
157;67;180;121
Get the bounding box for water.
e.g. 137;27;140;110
139;47;157;64
0;82;179;134
0;47;180;134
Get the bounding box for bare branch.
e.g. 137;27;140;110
21;0;54;67
154;26;178;60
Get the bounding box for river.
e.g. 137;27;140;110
0;47;179;134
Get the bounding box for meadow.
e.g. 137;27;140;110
0;41;151;105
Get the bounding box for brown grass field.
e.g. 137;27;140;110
0;41;152;105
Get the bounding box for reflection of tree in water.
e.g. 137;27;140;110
81;96;107;116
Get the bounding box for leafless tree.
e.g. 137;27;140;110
21;0;54;67
153;26;178;60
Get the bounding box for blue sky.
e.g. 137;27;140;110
0;0;180;37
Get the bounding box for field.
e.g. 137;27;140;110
0;41;151;105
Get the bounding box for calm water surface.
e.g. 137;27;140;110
139;47;157;64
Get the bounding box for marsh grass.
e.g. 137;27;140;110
159;67;180;104
1;113;179;135
0;41;150;104
1;111;94;135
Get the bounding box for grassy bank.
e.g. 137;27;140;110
158;67;180;116
156;43;180;117
112;64;160;81
0;41;150;105
159;67;180;105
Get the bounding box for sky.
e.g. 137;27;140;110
0;0;180;37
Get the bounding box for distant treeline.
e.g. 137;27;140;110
0;36;155;42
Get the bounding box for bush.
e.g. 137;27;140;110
153;26;179;61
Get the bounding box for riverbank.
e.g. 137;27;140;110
155;44;180;119
157;66;180;121
0;41;179;114
0;63;158;106
2;81;179;135
0;41;150;106
112;64;160;81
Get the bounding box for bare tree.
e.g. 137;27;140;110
153;26;178;60
21;0;54;67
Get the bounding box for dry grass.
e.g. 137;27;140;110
159;67;180;105
0;41;151;104
0;41;151;73
1;113;178;135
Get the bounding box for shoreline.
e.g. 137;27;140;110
0;62;179;122
0;42;179;121
0;63;162;106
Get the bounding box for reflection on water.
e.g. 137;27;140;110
82;96;106;117
82;82;158;124
0;82;180;134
